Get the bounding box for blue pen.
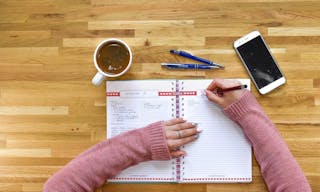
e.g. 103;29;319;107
170;50;225;68
161;63;219;70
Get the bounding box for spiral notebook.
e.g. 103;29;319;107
106;79;252;183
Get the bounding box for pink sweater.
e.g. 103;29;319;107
43;91;311;192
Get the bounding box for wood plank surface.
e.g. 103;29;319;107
0;0;319;191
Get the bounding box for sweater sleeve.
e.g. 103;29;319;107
43;121;171;192
223;90;311;192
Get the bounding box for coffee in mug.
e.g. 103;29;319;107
92;39;132;86
96;41;130;75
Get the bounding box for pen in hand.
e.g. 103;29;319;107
170;50;225;68
215;85;247;97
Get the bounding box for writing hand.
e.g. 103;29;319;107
205;78;246;108
164;118;202;158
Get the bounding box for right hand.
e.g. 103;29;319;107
205;78;246;108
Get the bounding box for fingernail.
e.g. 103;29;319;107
191;122;198;126
194;133;200;139
197;128;203;132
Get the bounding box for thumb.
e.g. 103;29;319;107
205;89;223;105
170;150;187;158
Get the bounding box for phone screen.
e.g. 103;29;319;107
237;36;283;89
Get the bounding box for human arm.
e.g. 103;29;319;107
43;118;201;192
205;79;311;192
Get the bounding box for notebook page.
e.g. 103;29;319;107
179;79;252;183
106;80;177;182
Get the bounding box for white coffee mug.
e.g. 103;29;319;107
92;39;132;86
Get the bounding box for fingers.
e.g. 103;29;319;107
206;79;241;91
178;127;200;138
166;126;200;139
206;78;225;91
165;120;200;140
205;79;224;105
170;150;187;158
205;89;224;105
167;121;197;131
167;134;198;151
205;79;242;105
164;118;202;158
164;118;185;126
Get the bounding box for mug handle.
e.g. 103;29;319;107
92;71;106;86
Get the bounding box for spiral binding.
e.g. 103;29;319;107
174;80;181;181
179;80;186;181
171;81;178;179
169;81;176;179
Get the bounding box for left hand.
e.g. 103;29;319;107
164;118;202;158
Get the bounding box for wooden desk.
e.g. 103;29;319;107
0;0;319;191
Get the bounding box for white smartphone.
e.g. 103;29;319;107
234;31;286;94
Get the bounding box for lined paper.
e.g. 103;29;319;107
179;79;252;183
106;79;252;183
106;80;177;182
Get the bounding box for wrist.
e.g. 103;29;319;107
223;90;260;122
138;121;171;160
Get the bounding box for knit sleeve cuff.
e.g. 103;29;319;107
139;121;171;160
223;90;260;122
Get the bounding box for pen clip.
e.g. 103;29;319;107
169;49;225;68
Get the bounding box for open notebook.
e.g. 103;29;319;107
106;79;252;183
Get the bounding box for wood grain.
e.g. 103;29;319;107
0;0;319;191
